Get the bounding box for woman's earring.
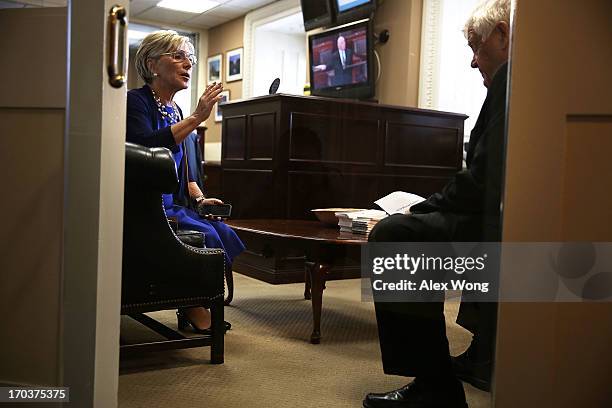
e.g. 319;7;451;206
153;73;159;77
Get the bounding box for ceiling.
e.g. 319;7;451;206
0;0;66;6
257;11;304;35
0;0;282;29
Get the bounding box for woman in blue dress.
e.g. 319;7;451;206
127;30;244;333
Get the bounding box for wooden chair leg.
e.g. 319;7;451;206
224;268;234;305
210;297;225;364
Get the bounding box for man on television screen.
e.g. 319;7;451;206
314;35;354;86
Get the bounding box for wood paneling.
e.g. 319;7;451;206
222;169;275;218
203;162;222;198
0;107;64;385
224;115;247;159
562;116;612;241
287;172;381;219
248;112;275;159
289;113;379;164
0;9;66;109
385;122;461;169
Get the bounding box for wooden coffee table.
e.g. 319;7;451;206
226;219;368;344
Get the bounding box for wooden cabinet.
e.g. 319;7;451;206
221;93;467;220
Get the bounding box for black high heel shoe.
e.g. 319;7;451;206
176;308;231;335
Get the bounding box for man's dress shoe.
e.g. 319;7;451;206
452;352;492;392
363;378;468;408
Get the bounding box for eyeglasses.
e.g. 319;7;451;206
158;50;197;65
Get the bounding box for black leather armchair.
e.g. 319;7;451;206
121;142;225;363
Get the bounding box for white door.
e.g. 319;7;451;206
0;1;128;407
64;2;128;407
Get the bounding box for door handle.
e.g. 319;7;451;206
107;5;127;88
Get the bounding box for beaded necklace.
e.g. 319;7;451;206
150;87;181;124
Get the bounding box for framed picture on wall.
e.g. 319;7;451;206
207;54;222;84
214;90;230;122
226;48;243;82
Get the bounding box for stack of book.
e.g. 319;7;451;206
335;209;387;235
330;191;427;235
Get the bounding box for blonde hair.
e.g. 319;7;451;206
464;0;511;41
135;30;194;83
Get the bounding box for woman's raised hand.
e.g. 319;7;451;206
193;82;224;122
170;83;224;144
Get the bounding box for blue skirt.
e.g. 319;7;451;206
165;204;245;266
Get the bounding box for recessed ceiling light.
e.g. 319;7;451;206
156;0;220;14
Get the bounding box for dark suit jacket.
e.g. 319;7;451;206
411;62;508;240
327;48;354;86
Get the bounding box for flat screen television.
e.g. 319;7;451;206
300;0;334;31
309;19;374;100
333;0;375;25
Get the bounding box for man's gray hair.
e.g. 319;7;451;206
464;0;511;41
135;30;194;84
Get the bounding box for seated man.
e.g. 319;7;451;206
363;0;511;407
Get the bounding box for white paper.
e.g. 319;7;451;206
374;191;426;215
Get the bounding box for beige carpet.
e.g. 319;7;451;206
119;273;491;408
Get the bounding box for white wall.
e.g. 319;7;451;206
253;29;306;96
436;0;486;137
420;0;486;139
